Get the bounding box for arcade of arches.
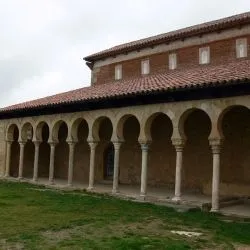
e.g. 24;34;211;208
1;96;250;212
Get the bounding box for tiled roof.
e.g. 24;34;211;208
84;12;250;61
1;59;250;113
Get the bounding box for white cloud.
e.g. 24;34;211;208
0;0;250;107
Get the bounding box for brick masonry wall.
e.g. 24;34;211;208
93;35;250;85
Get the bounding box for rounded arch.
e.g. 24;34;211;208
6;123;19;141
36;121;50;180
6;124;20;178
180;108;212;193
53;120;69;181
73;117;90;184
144;112;173;141
178;108;212;139
116;114;141;141
116;114;141;185
219;105;250;197
20;122;33;141
91;116;113;141
51;120;68;142
217;105;249;138
90;116;113;183
70;118;89;142
34;121;50;141
146;112;175;187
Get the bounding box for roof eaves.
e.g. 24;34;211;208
84;13;250;62
2;77;249;116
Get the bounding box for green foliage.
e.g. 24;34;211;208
0;181;249;249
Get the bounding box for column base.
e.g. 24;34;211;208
67;183;73;188
172;196;181;203
210;208;219;213
112;189;119;195
139;192;146;201
4;174;9;178
32;178;38;183
49;180;55;185
87;186;94;191
18;177;23;181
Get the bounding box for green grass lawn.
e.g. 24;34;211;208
0;181;249;249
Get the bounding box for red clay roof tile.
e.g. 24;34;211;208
1;59;250;113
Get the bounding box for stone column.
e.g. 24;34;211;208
210;139;222;212
49;142;57;185
4;140;12;177
18;141;26;180
112;141;122;194
32;140;41;182
87;141;98;190
172;139;185;202
67;141;76;187
140;143;149;198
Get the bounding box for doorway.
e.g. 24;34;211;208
104;144;114;180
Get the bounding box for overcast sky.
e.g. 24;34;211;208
1;0;250;107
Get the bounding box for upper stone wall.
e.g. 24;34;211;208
91;26;250;85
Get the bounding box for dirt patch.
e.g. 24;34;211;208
39;218;226;249
0;239;24;250
234;244;250;250
42;229;73;243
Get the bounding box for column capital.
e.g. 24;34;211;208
172;138;185;151
112;141;122;150
209;138;223;154
88;141;98;150
140;143;149;152
67;140;77;146
18;141;26;147
48;141;57;147
33;140;42;146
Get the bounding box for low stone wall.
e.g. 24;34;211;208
203;182;250;197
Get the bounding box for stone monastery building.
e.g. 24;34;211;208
1;12;250;213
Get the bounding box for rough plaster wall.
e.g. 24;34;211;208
0;122;6;175
73;142;90;182
38;124;50;178
10;142;19;177
73;122;90;183
38;142;50;177
119;117;141;184
23;140;34;178
220;107;250;196
148;114;176;188
54;123;69;180
183;110;212;193
54;142;69;179
95;119;113;181
10;126;19;177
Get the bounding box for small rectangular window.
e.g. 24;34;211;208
236;38;247;58
169;53;177;70
115;64;122;80
141;59;150;75
199;47;210;65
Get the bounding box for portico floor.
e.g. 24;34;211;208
5;177;212;207
220;204;250;218
3;176;250;218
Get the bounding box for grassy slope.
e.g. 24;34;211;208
0;181;249;249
